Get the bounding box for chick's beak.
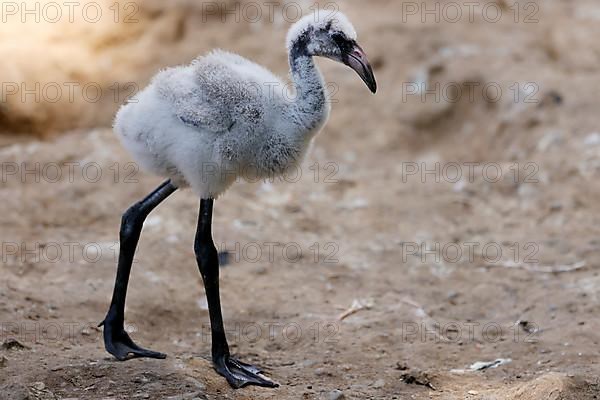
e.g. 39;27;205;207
344;43;377;94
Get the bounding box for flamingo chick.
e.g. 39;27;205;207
100;10;377;389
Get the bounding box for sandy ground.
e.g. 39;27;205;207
3;0;600;399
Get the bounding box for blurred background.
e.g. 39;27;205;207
2;0;600;398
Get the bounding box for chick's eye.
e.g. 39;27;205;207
330;32;347;48
330;32;354;54
331;32;344;42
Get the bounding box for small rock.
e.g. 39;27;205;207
301;359;316;368
328;389;345;400
196;298;209;311
342;197;369;210
315;367;333;377
1;339;28;351
0;356;6;368
395;362;409;371
584;132;600;146
373;379;385;388
537;131;563;152
468;390;479;395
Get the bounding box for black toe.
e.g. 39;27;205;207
101;317;166;361
214;355;278;389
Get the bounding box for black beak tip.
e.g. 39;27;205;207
369;81;378;94
362;74;377;94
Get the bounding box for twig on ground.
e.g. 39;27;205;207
338;299;374;321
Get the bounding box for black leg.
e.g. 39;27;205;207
100;180;177;360
194;199;277;389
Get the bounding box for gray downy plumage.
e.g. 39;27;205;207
114;10;376;199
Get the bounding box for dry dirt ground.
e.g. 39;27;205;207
3;0;600;399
